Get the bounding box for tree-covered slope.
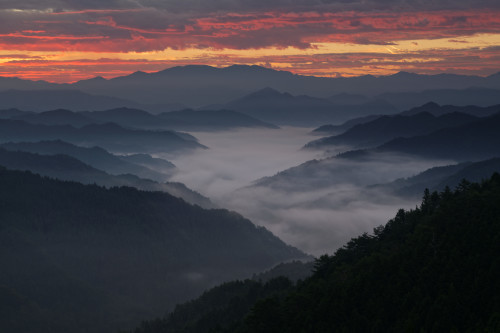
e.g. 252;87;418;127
0;167;306;333
378;157;500;198
0;140;172;182
132;173;500;332
0;148;212;207
306;111;480;149
372;112;500;161
0;119;204;153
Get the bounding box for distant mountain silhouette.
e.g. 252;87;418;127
3;66;499;108
13;109;95;127
0;148;209;208
311;114;384;135
0;89;184;113
378;88;500;110
0;140;172;182
158;108;278;130
0;106;278;131
375;158;500;198
119;153;175;172
82;107;166;128
221;87;397;126
0;119;205;153
306;111;481;149
328;93;371;105
0;108;32;118
338;112;500;161
310;102;500;143
0;165;306;332
400;102;500;117
70;67;500;107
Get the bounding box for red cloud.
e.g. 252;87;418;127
1;45;499;83
0;9;498;52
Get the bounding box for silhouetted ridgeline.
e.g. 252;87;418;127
0;118;204;153
2;66;500;108
306;111;481;149
0;166;306;333
337;111;500;162
0;147;213;208
130;173;500;332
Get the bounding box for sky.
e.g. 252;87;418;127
0;0;499;82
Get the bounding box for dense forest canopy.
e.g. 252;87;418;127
0;166;306;333
130;173;500;332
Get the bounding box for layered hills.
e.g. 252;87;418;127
0;166;307;333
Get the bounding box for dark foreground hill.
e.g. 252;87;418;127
130;173;500;333
0;167;306;333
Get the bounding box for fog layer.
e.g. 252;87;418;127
166;128;452;256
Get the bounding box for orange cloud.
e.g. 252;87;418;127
0;6;498;81
1;44;498;83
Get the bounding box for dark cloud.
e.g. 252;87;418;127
0;0;498;12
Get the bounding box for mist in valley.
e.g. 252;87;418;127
165;127;454;256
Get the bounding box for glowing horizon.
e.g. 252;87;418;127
0;2;499;83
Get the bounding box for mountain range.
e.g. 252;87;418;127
1;65;499;109
0;148;211;208
0;140;174;182
376;158;500;198
216;87;397;126
1;107;278;131
306;111;482;149
0;118;204;154
337;112;500;162
0;89;185;113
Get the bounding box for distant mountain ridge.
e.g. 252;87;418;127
0;106;278;131
0;148;211;208
0;118;205;153
220;87;397;126
0;140;174;182
0;89;184;114
337;112;500;162
306;111;482;149
376;158;500;198
1;66;499;108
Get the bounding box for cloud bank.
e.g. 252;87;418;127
166;128;453;256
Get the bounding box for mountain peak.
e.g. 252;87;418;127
421;101;440;108
244;87;292;99
157;65;217;75
224;65;276;73
391;71;418;78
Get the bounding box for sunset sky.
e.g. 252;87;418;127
0;0;499;82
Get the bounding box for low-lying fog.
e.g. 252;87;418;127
165;127;452;256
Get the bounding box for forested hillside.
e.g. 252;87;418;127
0;167;306;332
131;173;500;332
